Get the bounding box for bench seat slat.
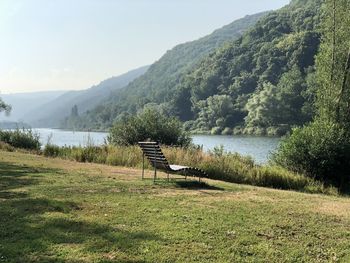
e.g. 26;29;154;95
147;157;168;163
140;147;162;152
139;142;158;145
144;153;166;159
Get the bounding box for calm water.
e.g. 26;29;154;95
192;135;280;164
35;128;108;147
34;129;280;164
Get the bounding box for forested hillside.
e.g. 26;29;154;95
176;0;322;135
63;12;267;130
64;0;323;135
25;66;149;128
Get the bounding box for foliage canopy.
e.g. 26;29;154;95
274;0;350;189
107;108;191;147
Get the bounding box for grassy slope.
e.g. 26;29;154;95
1;151;350;263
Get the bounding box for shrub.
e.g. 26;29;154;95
243;126;255;135
107;108;191;147
0;129;41;150
272;120;350;188
210;127;222;135
221;127;233;135
266;125;291;136
0;141;15;152
254;127;266;136
233;126;243;135
43;144;61;157
183;120;195;131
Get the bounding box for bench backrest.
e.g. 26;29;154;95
138;142;170;170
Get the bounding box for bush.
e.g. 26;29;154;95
210;127;222;135
0;141;15;152
254;127;266;136
0;129;41;150
266;125;291;136
272;120;350;188
233;126;243;135
43;144;61;157
107;108;191;147
221;127;233;135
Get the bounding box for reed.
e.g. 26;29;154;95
0;129;41;150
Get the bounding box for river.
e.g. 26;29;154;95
33;128;280;164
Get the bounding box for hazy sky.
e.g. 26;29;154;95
0;0;289;94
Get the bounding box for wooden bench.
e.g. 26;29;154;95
138;141;208;182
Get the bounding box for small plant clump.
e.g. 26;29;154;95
0;129;41;151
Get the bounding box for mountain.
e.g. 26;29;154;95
64;11;268;130
0;91;67;122
74;0;322;136
173;0;322;135
23;66;149;128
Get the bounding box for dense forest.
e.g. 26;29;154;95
177;0;322;135
63;0;322;135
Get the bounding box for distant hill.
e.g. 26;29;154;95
64;12;268;130
72;0;323;135
0;91;67;122
23;66;149;128
0;121;31;129
172;0;322;135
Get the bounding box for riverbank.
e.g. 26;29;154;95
1;150;349;262
0;129;335;194
3;141;332;195
27;128;280;163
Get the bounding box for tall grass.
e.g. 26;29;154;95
0;129;41;150
42;144;336;194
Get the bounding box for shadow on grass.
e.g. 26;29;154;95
0;162;61;193
174;180;223;190
0;161;162;262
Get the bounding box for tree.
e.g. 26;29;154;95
245;67;309;128
107;108;191;147
315;0;350;125
273;0;350;189
192;95;240;132
71;105;79;117
245;83;281;128
0;98;11;116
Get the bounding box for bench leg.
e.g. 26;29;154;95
142;153;145;180
154;164;157;183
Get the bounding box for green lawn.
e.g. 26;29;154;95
1;150;350;262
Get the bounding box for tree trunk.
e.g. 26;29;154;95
336;48;350;121
331;0;336;82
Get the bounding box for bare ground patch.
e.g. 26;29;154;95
315;199;350;218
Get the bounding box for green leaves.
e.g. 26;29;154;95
274;0;350;189
272;120;350;188
174;0;322;135
315;0;350;124
107;108;191;147
0;97;11;116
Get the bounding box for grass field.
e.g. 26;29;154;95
1;150;350;262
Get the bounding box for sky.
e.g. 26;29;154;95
0;0;289;94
